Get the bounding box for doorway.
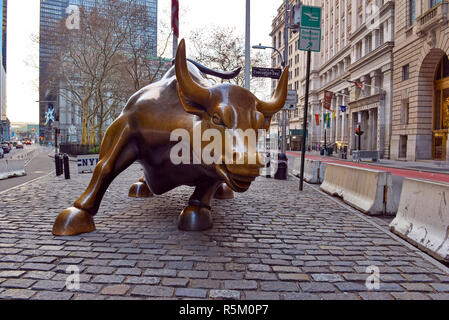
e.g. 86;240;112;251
433;55;449;160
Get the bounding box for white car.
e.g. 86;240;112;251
0;148;4;158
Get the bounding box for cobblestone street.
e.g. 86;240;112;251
1;163;449;300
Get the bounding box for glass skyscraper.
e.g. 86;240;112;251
39;0;158;143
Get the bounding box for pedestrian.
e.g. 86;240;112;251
308;145;311;152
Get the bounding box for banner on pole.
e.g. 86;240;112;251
315;114;320;126
323;90;333;110
171;0;179;38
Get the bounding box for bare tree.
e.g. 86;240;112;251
44;0;171;146
188;26;270;97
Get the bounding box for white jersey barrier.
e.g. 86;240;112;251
292;158;326;184
0;159;26;180
390;178;449;262
320;163;396;215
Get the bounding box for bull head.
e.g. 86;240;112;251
175;39;289;192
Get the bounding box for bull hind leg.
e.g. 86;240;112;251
178;181;221;231
213;183;234;200
53;118;137;236
129;176;153;198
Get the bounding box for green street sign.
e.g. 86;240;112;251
299;27;321;52
300;5;322;30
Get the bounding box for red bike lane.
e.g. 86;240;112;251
286;151;449;184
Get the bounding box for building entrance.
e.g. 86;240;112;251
433;56;449;160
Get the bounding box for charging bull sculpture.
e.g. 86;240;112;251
53;39;288;236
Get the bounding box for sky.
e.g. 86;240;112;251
6;0;282;124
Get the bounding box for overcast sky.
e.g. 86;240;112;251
6;0;281;124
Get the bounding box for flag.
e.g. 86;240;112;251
171;0;179;38
346;79;364;90
324;114;329;128
326;114;331;128
315;114;320;126
323;90;333;110
340;105;347;112
355;81;363;89
332;110;336;119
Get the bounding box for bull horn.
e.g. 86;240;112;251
257;66;289;116
175;39;210;107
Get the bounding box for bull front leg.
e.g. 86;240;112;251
53;117;137;236
129;176;153;198
178;180;221;231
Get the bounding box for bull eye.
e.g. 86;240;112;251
212;113;224;126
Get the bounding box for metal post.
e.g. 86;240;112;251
55;154;61;176
282;0;288;153
63;154;70;180
245;0;251;90
59;154;64;176
274;0;289;181
299;50;311;191
358;124;362;151
173;35;178;58
324;128;327;154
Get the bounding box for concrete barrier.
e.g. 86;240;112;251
390;178;449;262
320;163;396;215
292;158;326;184
0;159;26;180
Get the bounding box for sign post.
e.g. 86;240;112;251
299;5;322;192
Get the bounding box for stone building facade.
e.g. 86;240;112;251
391;0;449;161
269;0;395;158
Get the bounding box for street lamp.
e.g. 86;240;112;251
252;44;285;68
252;43;288;180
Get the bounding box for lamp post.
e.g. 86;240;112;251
252;43;288;180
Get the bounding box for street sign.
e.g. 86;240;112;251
283;90;298;110
252;67;282;79
300;5;322;30
77;154;99;174
299;27;321;52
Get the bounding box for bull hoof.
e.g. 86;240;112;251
178;205;213;231
214;183;234;200
52;207;96;236
128;182;153;198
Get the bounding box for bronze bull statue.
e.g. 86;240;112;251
53;39;288;236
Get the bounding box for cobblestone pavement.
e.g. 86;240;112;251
1;163;449;300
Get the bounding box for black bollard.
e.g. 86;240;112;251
265;152;271;178
63;154;70;180
274;153;288;180
59;154;64;176
55;154;61;176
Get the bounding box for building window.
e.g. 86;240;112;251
430;0;442;8
278;31;282;48
403;64;410;81
408;0;415;26
401;100;410;125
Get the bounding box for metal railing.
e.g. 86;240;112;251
59;144;100;156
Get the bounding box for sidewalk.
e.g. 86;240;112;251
287;150;449;174
0;163;449;300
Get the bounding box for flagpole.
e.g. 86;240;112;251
244;0;250;90
172;0;179;58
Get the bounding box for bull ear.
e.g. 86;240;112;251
256;66;289;118
175;39;210;117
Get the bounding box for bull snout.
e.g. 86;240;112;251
224;151;264;177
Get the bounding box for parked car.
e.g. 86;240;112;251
0;148;4;158
16;142;24;149
1;143;10;154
